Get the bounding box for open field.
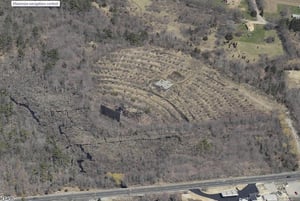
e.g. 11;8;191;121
265;0;300;13
92;47;275;124
228;25;284;61
238;25;266;43
235;41;284;60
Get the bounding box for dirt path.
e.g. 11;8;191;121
255;8;267;24
245;0;268;25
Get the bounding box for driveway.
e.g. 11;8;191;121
190;184;259;201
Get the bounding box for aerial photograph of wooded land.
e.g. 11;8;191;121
0;0;300;201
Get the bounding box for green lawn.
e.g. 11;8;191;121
264;29;278;38
237;40;284;58
239;25;266;43
232;24;284;59
236;24;282;44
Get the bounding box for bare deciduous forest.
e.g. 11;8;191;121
0;0;299;196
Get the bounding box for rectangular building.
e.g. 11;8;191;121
100;105;121;122
221;190;239;197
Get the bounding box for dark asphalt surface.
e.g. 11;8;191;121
16;171;300;201
190;183;258;201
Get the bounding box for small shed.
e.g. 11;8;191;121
246;22;255;32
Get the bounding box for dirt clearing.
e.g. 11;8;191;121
285;70;300;89
182;191;216;201
128;0;152;13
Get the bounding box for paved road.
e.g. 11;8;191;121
16;171;300;201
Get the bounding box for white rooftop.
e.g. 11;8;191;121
221;190;239;197
154;79;173;90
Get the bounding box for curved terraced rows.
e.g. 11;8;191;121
92;47;258;123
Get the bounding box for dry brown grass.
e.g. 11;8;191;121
278;112;299;157
182;191;216;201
